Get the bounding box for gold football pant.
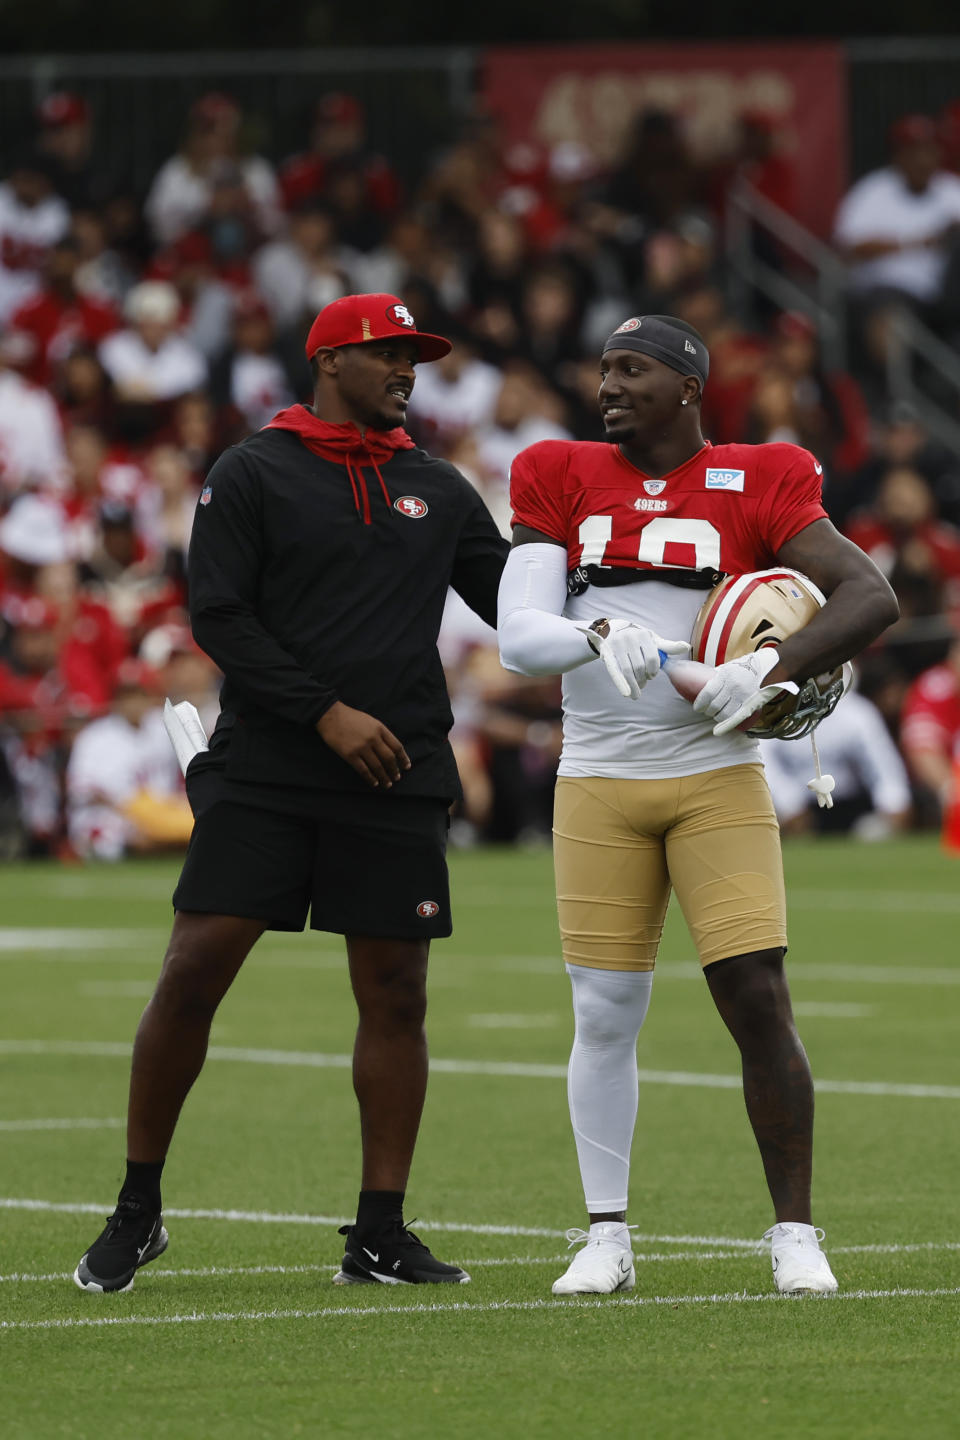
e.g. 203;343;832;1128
553;765;786;972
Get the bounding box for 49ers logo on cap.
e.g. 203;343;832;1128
388;303;416;328
394;495;428;518
417;900;440;918
614;317;641;333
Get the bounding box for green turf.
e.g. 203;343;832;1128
1;838;958;1438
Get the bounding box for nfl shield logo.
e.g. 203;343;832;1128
199;485;212;506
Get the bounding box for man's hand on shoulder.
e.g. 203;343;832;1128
316;702;411;788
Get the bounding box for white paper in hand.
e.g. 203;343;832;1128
162;698;209;777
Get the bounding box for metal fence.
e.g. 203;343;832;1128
848;39;960;178
0;49;476;197
3;40;960;206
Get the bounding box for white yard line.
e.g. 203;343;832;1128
3;1240;958;1287
0;1118;123;1132
2;1038;957;1099
3;1287;959;1332
1;1198;956;1262
0;930;956;987
0;929;165;950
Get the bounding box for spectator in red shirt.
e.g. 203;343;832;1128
846;466;960;621
900;637;960;815
280;93;401;223
11;234;119;385
742;311;871;489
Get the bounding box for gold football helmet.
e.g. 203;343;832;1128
690;568;848;739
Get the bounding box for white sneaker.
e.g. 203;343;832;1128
551;1223;635;1295
764;1222;839;1295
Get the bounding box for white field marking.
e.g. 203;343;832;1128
438;954;960;988
450;887;960;915
0;1118;123;1132
467;1014;559;1029
4;1288;960;1333
0;1198;764;1244
0;933;955;988
2;1199;956;1265
790;1002;874;1018
3;1039;959;1099
0;929;165;951
4;1240;960;1288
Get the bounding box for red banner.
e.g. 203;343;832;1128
482;42;847;238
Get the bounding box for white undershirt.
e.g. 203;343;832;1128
498;543;758;779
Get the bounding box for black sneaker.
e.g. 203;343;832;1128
73;1194;169;1293
333;1220;470;1286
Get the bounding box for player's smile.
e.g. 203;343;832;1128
598;354;667;437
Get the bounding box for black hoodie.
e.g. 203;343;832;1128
186;410;508;808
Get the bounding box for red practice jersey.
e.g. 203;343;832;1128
508;437;828;781
509;439;827;579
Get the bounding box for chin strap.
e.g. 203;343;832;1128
806;731;836;810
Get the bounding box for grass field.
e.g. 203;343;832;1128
1;837;958;1438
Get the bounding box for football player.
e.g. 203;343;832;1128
497;314;898;1296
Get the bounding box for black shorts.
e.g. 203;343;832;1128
172;774;451;939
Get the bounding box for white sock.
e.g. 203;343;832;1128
565;963;653;1214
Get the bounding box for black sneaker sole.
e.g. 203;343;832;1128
73;1224;169;1293
332;1252;470;1286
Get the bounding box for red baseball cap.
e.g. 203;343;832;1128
38;91;90;129
305;293;452;364
889;114;938;148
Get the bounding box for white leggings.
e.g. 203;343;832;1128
566;962;654;1213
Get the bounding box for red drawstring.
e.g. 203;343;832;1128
345;448;391;525
345;454;361;516
371;457;392;508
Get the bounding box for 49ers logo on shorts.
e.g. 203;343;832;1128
394;495;428;518
417;900;440;918
387;303;416;328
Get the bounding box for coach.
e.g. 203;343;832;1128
74;294;508;1293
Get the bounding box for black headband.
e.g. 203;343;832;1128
602;316;709;386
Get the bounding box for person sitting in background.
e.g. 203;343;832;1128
136;445;200;586
66;658;192;860
0;149;70;324
406;325;502;451
0;494;70;607
98;280;207;407
34;92;104;212
899;636;960;819
833;115;960;331
845;465;960;623
77;501;182;637
473;361;572;521
759;685;911;838
755;312;871;481
144;92;281;249
0;332;68;497
11;234;119;386
0;595;96;855
838;402;960;531
208;292;297;435
279;92;401;223
517;263;587;392
252;202;353;333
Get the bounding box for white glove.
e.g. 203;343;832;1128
692;648;799;735
579;619;691;700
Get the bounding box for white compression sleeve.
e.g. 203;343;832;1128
497;543;597;677
566;963;654;1213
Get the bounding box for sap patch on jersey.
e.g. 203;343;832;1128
705;468;745;492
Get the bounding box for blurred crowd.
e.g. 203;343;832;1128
1;86;960;859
